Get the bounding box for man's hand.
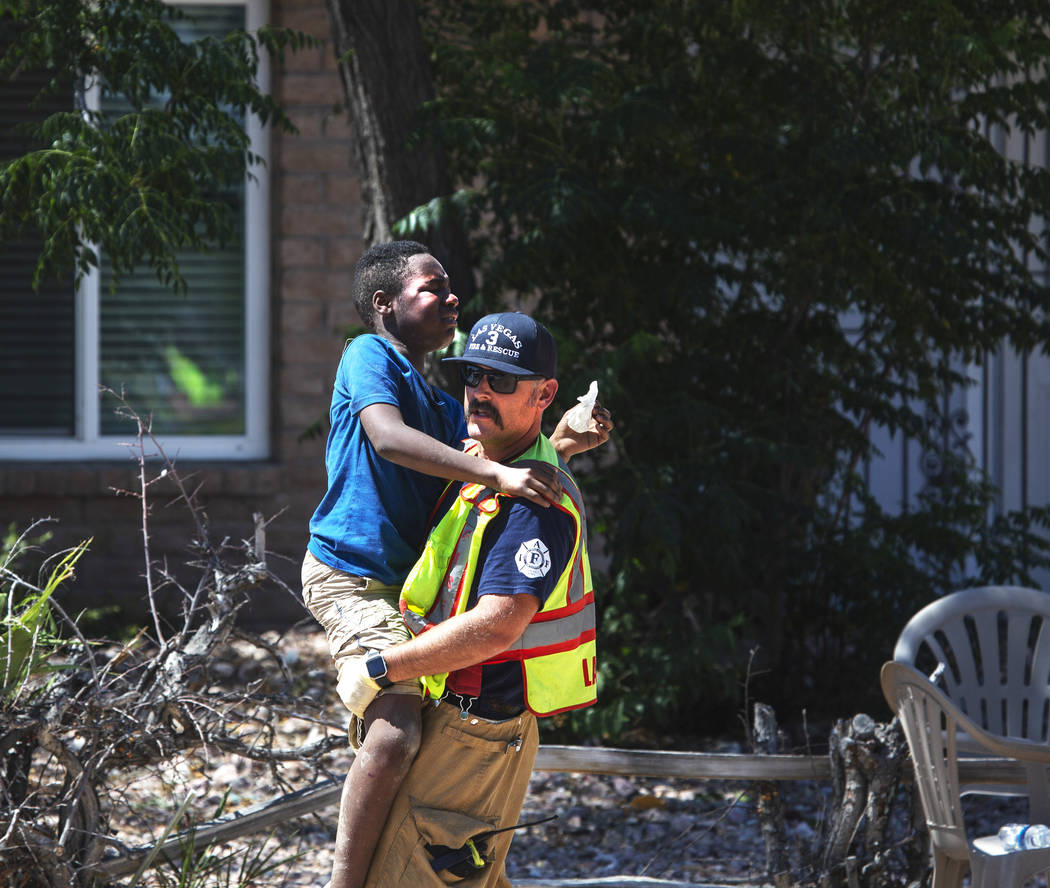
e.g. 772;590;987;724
551;403;614;461
492;463;562;507
336;661;383;718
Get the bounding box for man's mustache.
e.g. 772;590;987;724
467;398;503;428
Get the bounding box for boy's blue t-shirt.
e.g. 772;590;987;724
308;335;468;585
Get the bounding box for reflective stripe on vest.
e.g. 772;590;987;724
400;435;597;716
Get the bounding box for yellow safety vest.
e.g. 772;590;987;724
400;435;597;716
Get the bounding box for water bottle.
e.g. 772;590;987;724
998;823;1050;850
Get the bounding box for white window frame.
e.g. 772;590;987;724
0;0;270;461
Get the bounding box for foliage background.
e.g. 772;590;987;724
404;0;1050;741
0;0;308;292
7;0;1050;746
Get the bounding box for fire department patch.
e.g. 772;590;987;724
515;538;551;578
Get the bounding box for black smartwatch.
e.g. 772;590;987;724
364;651;393;688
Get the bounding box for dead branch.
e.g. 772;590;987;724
0;391;328;887
752;701;791;887
814;713;915;888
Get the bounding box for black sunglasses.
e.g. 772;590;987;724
459;363;542;394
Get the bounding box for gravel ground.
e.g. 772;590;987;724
113;756;824;887
102;626;1042;887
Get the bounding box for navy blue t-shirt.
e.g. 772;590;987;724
308;335;468;585
445;493;576;719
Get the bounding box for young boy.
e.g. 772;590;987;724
302;241;609;888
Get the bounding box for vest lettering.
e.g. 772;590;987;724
582;655;597;687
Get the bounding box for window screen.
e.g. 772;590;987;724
0;48;76;436
98;4;248;436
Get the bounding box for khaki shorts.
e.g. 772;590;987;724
301;551;423;715
365;701;539;888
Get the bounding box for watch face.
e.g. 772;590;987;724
366;653;386;680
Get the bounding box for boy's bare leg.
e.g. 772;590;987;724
328;693;422;888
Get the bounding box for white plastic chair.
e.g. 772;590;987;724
894;585;1050;822
882;660;1050;888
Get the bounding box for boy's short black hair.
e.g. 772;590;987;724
353;240;431;330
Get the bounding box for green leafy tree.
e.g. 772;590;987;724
0;0;312;292
394;0;1050;737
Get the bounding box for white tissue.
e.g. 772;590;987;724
566;380;598;433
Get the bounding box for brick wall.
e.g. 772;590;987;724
267;0;364;620
0;0;361;629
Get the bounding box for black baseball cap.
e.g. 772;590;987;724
442;311;557;378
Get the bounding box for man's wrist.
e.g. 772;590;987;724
364;650;393;688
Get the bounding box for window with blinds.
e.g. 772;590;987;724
0;1;269;459
97;5;247;437
0;51;76;437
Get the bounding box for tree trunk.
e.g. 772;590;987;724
322;0;475;305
